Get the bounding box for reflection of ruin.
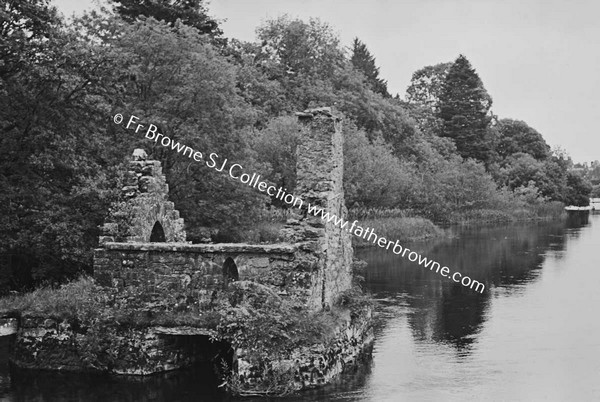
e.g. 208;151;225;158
89;108;371;389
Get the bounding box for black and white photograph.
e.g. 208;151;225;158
1;0;599;400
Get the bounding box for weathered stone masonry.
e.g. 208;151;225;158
95;108;354;312
282;108;353;310
98;148;186;245
10;108;372;391
12;316;230;375
94;242;302;308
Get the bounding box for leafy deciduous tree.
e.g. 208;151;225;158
495;119;550;161
564;171;592;206
0;0;60;79
256;15;345;79
406;62;452;109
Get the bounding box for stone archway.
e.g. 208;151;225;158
150;221;166;242
222;257;239;282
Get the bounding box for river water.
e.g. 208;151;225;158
0;214;598;401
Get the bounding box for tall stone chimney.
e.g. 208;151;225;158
282;107;353;310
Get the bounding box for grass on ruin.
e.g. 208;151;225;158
0;277;105;322
0;277;371;355
0;277;374;395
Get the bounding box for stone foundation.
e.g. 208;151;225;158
9;307;372;389
236;306;373;393
11;317;230;375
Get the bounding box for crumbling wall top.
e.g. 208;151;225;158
98;150;186;244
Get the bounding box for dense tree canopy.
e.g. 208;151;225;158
256;16;345;79
495;119;550;161
565;171;592;206
108;0;221;36
0;3;590;292
0;2;122;288
406;62;452;110
0;0;60;78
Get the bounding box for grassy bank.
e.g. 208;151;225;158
205;200;566;247
351;216;445;247
446;201;566;225
348;201;566;247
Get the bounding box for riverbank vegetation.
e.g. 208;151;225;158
351;216;444;247
0;277;341;338
0;275;372;395
0;277;371;350
0;0;592;291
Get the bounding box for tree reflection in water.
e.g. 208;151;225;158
359;219;572;355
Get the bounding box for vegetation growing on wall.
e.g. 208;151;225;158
0;276;372;395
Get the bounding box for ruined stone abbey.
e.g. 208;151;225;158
94;108;354;312
10;109;372;393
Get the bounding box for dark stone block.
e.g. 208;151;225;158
95;272;112;287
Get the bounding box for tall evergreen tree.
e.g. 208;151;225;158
109;0;221;36
350;38;389;97
437;55;493;163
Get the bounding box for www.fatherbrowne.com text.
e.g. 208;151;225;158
114;113;485;294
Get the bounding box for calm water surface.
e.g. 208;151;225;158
1;214;599;401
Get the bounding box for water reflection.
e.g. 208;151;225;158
1;216;598;401
360;220;570;354
0;356;231;401
356;215;599;401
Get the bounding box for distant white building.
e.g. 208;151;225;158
591;198;600;211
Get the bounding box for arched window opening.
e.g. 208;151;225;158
150;221;166;242
223;257;239;282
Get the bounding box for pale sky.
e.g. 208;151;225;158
54;0;600;164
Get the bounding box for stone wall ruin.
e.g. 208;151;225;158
94;107;354;312
98;148;186;245
8;108;371;393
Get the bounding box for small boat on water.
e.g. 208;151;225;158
564;206;592;211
